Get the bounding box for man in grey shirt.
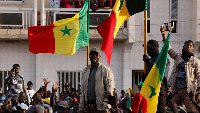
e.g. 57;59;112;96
79;47;115;113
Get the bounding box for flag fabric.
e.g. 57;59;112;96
28;0;89;55
97;0;147;65
139;34;171;113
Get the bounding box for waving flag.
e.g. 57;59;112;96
139;34;170;113
28;0;89;55
97;0;147;65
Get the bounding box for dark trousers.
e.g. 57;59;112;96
157;82;166;113
172;88;197;112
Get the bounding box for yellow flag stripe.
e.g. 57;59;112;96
53;14;80;55
113;0;130;38
140;64;161;113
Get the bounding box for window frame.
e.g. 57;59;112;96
170;0;179;33
0;0;25;5
132;70;144;93
0;70;10;94
57;71;82;100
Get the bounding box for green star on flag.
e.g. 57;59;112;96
60;25;72;37
148;85;156;98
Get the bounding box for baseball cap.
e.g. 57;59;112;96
89;47;101;55
137;82;144;86
58;101;68;109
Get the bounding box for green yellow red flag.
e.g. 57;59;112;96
97;0;147;65
140;33;171;113
28;0;89;55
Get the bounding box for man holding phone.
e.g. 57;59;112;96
5;64;26;106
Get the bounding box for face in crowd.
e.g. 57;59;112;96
89;51;101;66
183;42;194;53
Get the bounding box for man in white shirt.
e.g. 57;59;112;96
26;81;36;104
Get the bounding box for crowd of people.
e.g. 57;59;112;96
1;26;200;113
49;0;115;11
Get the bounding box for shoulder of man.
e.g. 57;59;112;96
82;65;91;74
98;62;112;72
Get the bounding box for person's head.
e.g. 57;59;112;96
183;40;194;53
65;83;71;92
137;82;144;91
146;39;159;57
47;90;51;98
16;103;28;113
166;84;173;93
27;81;33;90
89;47;101;66
26;104;43;113
57;101;69;113
12;64;20;74
60;92;65;101
18;91;26;103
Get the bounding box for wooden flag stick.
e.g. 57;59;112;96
144;10;147;75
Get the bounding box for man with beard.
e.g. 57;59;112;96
143;39;169;113
161;26;200;113
79;47;115;113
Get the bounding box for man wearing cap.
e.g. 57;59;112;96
79;47;115;113
137;82;144;92
161;26;200;112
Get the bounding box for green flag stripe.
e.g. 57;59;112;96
155;34;170;81
126;0;147;16
75;0;89;51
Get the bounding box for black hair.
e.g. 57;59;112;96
27;81;33;86
147;39;159;48
184;40;194;47
13;64;20;68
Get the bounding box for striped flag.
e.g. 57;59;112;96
28;0;89;55
140;34;170;113
97;0;147;65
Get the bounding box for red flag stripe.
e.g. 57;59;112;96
96;10;116;65
28;24;56;54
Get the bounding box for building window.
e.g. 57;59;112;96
147;0;150;33
170;0;178;33
57;71;81;94
132;70;143;92
0;0;25;4
0;71;10;94
0;12;23;29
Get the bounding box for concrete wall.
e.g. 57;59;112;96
0;40;36;89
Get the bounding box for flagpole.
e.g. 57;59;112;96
87;46;89;66
144;10;147;75
86;0;90;66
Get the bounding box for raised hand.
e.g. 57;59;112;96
52;82;60;92
43;78;50;86
143;54;151;64
104;91;117;106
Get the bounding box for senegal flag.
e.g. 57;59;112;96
28;0;89;55
97;0;147;65
139;34;170;113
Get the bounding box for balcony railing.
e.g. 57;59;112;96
44;8;112;28
0;7;126;29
